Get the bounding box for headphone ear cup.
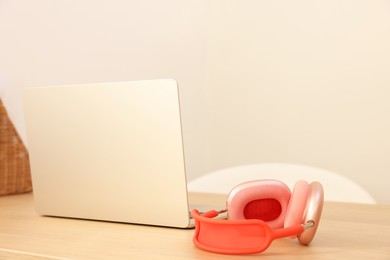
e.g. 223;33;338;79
284;180;310;233
298;182;324;245
226;180;291;229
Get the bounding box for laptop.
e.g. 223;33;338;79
23;79;206;228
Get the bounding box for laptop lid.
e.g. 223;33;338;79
23;79;192;228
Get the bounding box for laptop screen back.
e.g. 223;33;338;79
23;79;191;228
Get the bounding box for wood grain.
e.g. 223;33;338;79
0;193;389;259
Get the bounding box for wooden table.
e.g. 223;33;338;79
0;192;389;259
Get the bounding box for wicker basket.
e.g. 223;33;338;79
0;99;32;196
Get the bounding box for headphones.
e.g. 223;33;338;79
191;179;324;255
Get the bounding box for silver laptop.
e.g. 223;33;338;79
23;79;199;228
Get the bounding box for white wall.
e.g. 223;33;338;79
0;0;212;182
1;0;390;203
203;0;390;204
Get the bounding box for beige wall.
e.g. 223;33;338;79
203;0;390;204
0;0;211;183
1;0;390;203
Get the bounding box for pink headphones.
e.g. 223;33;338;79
191;179;324;254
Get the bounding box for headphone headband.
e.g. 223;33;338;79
191;209;313;255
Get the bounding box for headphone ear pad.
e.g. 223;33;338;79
284;180;310;231
226;180;291;229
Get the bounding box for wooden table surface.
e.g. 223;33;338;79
0;192;389;259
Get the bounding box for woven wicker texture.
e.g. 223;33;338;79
0;99;32;196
